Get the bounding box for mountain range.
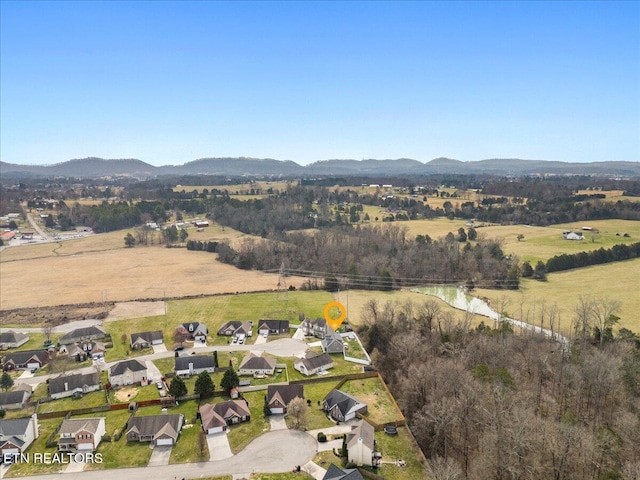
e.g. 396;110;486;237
1;157;638;178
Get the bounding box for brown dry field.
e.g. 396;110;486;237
0;226;301;310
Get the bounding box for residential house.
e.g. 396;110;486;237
130;330;164;350
346;420;376;467
200;400;250;434
49;372;100;400
0;414;39;461
257;320;289;336
175;354;216;378
58;418;105;452
217;321;253;340
0;331;29;349
0;385;32;410
109;359;148;386
322;328;344;354
58;339;105;361
2;350;49;371
238;353;276;377
294;351;334;376
179;322;208;342
267;384;304;414
59;325;107;345
301;317;328;339
323;389;368;422
125;414;184;446
322;464;365;480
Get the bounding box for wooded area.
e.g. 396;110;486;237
357;299;640;480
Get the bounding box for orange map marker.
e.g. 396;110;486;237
324;301;347;331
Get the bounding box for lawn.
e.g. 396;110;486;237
365;427;428;480
475;257;640;333
227;390;270;454
170;421;208;464
4;418;63;477
85;437;153;470
340;377;404;426
83;408;132;437
10;332;61;352
103;315;167;361
109;384;160;404
295;380;341;431
283;355;362;383
250;473;314;480
37;389;108;413
37;356;93;376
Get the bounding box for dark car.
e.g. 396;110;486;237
174;346;184;352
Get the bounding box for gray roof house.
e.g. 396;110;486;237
49;372;101;400
346;420;377;467
0;414;39;460
267;384;304;414
0;331;29;349
180;322;208;341
130;330;164;349
59;325;107;345
2;350;49;371
126;414;184;446
238;353;276;376
322;328;344;354
294;351;334;376
323;464;365;480
217;321;253;338
301;317;328;339
322;389;368;422
175;355;216;377
0;385;32;410
109;359;148;386
257;319;290;335
58;417;106;452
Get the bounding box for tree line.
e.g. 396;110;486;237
545;242;640;273
356;298;640;480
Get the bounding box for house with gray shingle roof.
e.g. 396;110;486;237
130;330;164;349
267;384;304;414
0;331;29;349
125;414;184;446
49;372;100;399
58;417;105;452
175;354;216;377
294;351;334;376
322;328;344;354
109;359;148;386
59;325;106;345
200;400;250;434
0;385;31;410
323;464;365;480
347;420;377;467
2;350;49;371
0;414;39;460
322;389;368;422
238;353;275;376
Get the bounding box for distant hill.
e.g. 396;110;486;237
1;156;638;179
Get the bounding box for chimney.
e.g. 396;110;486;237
64;382;69;391
31;413;39;438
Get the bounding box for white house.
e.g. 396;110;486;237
0;414;39;461
49;372;100;400
347;420;376;467
238;353;276;377
294;351;334;376
175;355;216;378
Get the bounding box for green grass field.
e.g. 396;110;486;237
37;389;108;413
340;377;403;425
474;258;640;334
227;390;270;454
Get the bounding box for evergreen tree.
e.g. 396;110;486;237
220;368;239;393
0;372;14;391
194;371;215;398
168;376;187;398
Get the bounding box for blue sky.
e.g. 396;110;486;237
1;1;638;166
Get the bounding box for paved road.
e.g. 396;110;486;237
16;338;308;387
12;430;317;480
24;211;49;241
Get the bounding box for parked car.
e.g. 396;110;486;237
156;382;163;389
174;346;184;351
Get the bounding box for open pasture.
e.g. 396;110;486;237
0;241;292;310
475;258;640;333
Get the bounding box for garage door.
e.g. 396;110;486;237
77;443;93;451
156;438;174;446
271;408;284;414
